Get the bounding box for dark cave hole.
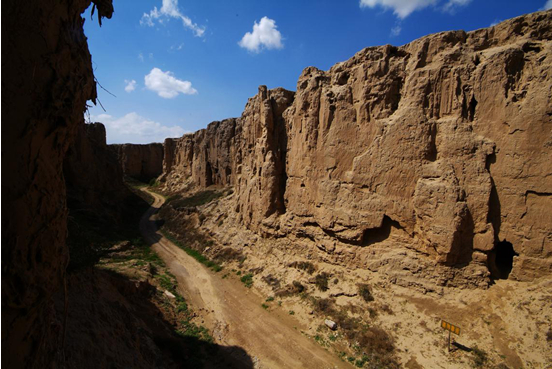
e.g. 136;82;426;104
489;240;518;280
361;216;402;247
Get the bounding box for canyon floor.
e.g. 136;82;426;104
141;187;552;369
141;188;349;369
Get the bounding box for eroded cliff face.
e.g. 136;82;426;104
2;1;112;367
161;119;238;189
110;143;164;182
65;123;129;221
162;11;552;285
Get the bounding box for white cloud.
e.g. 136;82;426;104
359;0;438;19
239;17;284;53
91;112;187;144
490;19;501;27
140;0;205;37
542;0;552;10
145;68;197;99
124;80;137;93
442;0;472;13
359;0;471;18
138;53;144;62
390;25;402;36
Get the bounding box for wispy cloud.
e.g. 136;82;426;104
92;113;186;144
359;0;438;19
359;0;471;19
442;0;472;13
145;68;197;99
390;25;402;36
124;79;137;93
239;17;284;53
138;53;144;62
140;0;205;37
170;43;185;51
542;0;552;10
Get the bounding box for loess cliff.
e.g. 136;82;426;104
2;0;113;367
161;11;552;286
110;143;164;183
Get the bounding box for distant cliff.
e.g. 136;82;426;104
110;143;164;182
161;10;552;284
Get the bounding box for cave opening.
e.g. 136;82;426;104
489;240;518;280
361;216;402;247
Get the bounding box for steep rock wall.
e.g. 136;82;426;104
161;11;552;283
233;87;295;231
2;0;113;367
110;143;164;182
161;119;238;190
64;123;130;225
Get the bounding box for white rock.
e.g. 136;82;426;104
325;319;337;330
164;290;176;299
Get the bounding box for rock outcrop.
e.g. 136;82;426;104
110;143;164;182
2;1;112;367
162;11;552;284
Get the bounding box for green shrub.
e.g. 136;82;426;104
240;273;253;288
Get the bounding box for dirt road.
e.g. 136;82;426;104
140;189;348;369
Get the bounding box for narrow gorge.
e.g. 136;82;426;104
3;1;551;368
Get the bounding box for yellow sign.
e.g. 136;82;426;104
441;320;461;335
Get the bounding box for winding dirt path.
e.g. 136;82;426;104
140;188;348;369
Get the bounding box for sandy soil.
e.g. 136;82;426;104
140;189;350;369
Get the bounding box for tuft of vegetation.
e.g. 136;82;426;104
148;178;160;187
289;310;295;315
161;229;222;272
292;280;305;293
310;296;398;368
261;303;269;310
314;272;330;292
471;346;488;367
266;296;275;302
358;283;374;302
240;273;254;288
289;261;316;275
177;321;213;344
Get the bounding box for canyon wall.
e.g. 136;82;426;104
161;119;238;188
162;11;552;283
110;143;164;182
2;1;112;367
64;123;130;226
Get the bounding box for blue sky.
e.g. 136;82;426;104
84;0;552;144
